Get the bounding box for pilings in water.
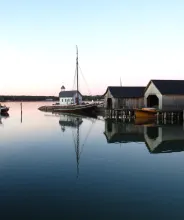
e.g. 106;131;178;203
156;111;183;123
105;109;135;120
105;109;184;122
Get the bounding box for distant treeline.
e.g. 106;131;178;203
0;95;59;102
0;95;104;102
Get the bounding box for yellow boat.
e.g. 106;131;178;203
134;108;157;118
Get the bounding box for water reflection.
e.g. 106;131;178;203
58;113;94;177
2;103;184;219
104;119;184;154
59;114;83;132
145;125;184;153
104;119;144;143
0;113;9;126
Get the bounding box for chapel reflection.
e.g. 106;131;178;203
59;114;83;132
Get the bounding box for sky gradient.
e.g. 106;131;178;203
1;0;184;96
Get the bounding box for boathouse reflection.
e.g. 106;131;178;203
104;119;184;154
144;124;184;153
104;119;144;143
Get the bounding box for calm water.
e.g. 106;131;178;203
1;102;184;219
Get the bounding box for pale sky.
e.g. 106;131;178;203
1;0;184;96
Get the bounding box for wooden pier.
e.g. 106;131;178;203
156;110;183;122
105;108;184;122
105;109;135;120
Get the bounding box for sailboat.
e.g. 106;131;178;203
52;46;98;116
0;104;9;114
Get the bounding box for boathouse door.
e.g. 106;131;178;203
107;98;112;109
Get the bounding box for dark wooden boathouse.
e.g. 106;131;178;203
104;86;145;110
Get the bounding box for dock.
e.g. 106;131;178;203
105;108;184;122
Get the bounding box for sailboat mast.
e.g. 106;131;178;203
76;46;79;105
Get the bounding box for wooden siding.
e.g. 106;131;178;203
114;97;144;109
104;89;116;109
104;89;144;109
144;81;162;109
162;95;184;110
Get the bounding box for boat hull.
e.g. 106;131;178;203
135;109;157;118
52;104;98;116
0;107;9;114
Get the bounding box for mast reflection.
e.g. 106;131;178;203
59;114;83;177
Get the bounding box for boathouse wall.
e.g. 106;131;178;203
104;89;116;109
104;88;144;109
162;95;184;110
114;98;144;109
144;81;162;109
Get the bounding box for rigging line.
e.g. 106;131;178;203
78;65;92;96
79;121;95;157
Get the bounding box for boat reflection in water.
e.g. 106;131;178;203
104;119;184;154
0;113;9;125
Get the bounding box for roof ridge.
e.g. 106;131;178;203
152;79;184;81
108;86;145;88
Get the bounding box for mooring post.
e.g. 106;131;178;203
177;112;180;121
116;110;118;120
164;112;166;120
20;102;22;123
